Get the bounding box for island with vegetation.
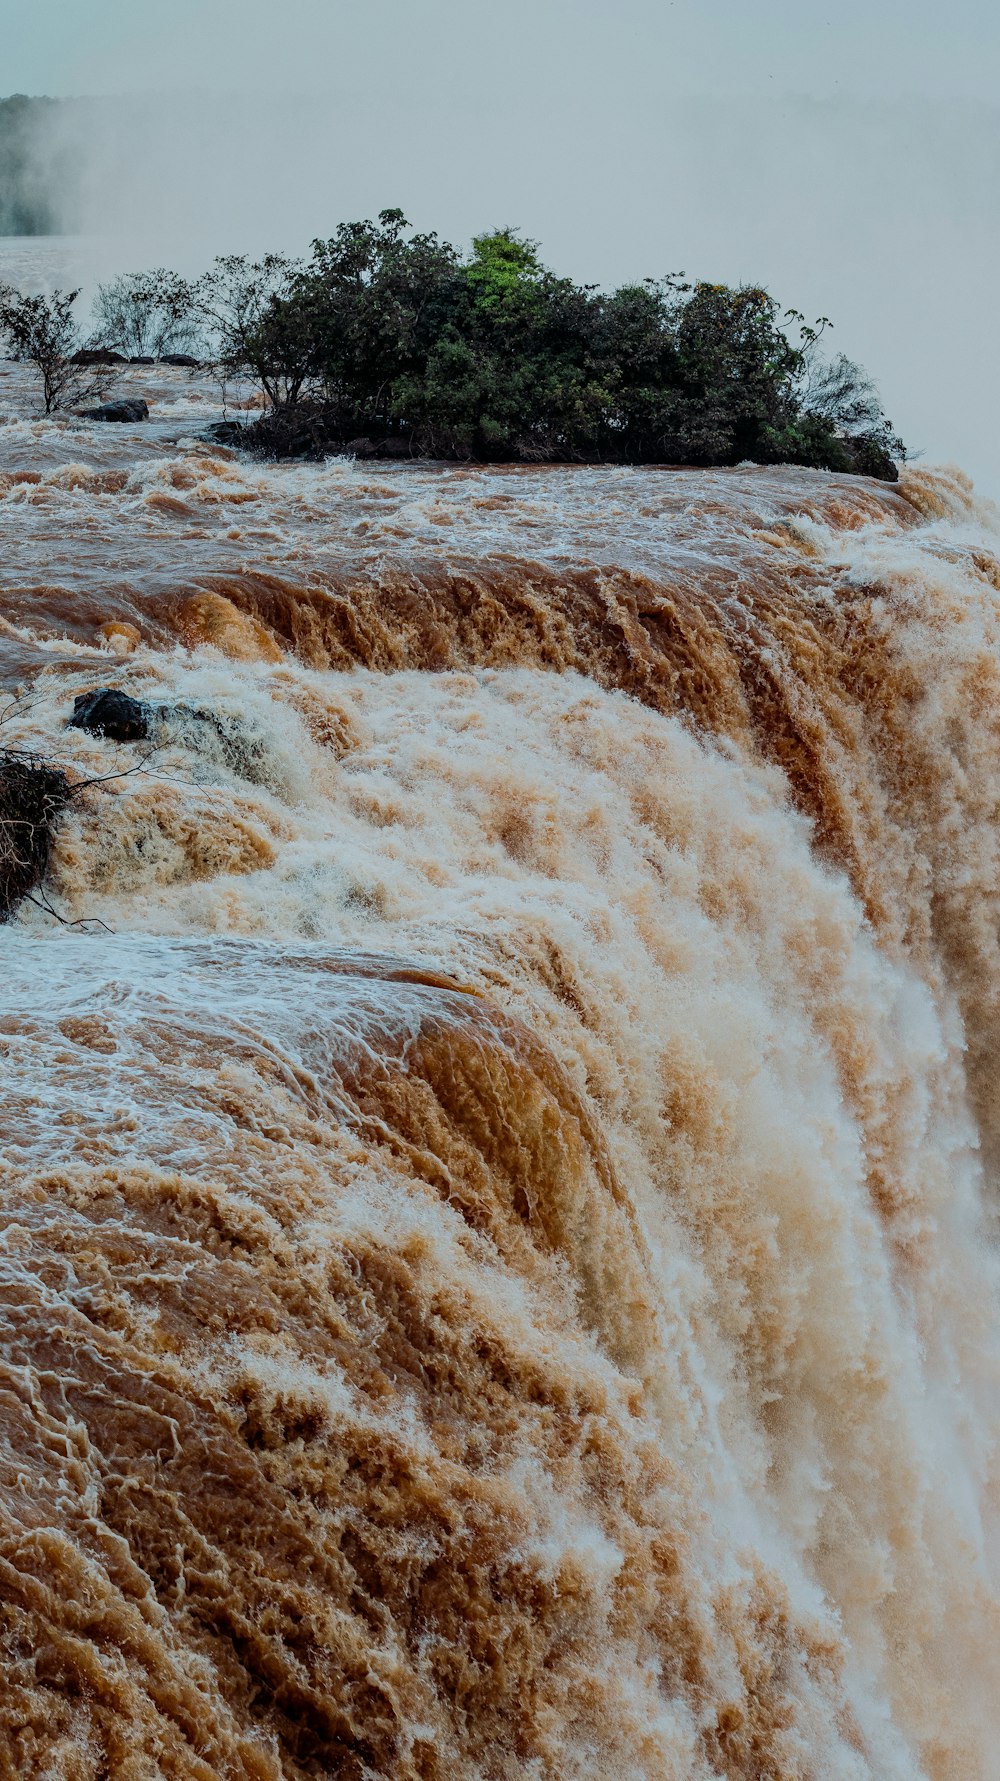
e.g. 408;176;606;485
1;208;904;477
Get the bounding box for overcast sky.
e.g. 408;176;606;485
3;0;999;102
2;0;997;497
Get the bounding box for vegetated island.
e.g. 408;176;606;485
1;208;905;477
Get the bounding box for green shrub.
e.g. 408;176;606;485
120;216;906;477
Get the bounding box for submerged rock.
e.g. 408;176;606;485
78;398;150;423
67;687;266;783
202;420;246;447
69;688;150;742
0;755;71;921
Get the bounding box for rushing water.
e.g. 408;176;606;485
1;346;1000;1779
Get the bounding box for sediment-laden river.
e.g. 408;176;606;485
1;344;999;1778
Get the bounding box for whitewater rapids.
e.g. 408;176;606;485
1;365;999;1777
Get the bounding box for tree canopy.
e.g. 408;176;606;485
211;216;902;474
21;212;907;476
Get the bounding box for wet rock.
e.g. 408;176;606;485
203;420;246;446
78;399;150;423
71;347;127;366
130;355;155;365
249;403;423;462
67;686;269;786
69;688;150;742
160;353;201;368
0;755;72;921
160;702;265;778
246;402;341;460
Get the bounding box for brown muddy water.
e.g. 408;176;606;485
1;350;1000;1779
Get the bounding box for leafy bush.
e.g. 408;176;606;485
0;284;113;412
93;269;202;360
90;218;906;477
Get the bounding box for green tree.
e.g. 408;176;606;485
296;210;461;434
94;269;202;360
403;229;610;459
190;255;315;405
0;284;112;413
195;212;905;477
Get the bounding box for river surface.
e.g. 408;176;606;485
1;304;1000;1778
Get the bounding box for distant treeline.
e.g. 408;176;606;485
0;96;72;235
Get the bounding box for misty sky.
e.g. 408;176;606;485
2;0;998;496
3;0;999;102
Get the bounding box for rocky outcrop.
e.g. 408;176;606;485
245;404;421;462
69;688;149;742
202;421;245;447
840;434;900;482
71;347;127;366
77;399;150;423
67;686;267;784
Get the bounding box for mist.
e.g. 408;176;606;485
2;0;998;495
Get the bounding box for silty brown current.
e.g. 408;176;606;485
1;353;1000;1778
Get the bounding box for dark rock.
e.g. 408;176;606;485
249;402;425;463
130;355;155;365
69;688;150;743
203;420;246;446
0;755;72;921
68;687;269;787
160;353;201;368
246;401;358;461
70;687;223;751
77;399;150;423
71;347;127;366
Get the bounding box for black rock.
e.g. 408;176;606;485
345;436;377;458
203;420;246;446
78;399;150;423
130;355;155;365
71;347;127;366
160;353;201;368
67;689;269;786
69;688;150;743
